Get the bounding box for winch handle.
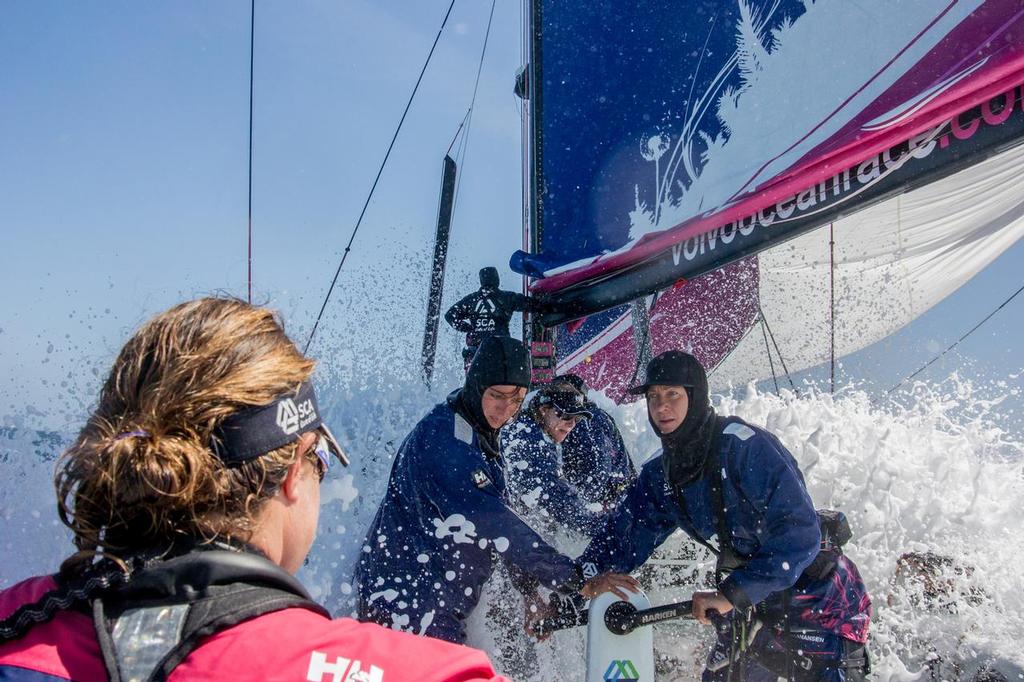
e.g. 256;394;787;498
533;596;712;637
531;593;589;637
604;599;696;635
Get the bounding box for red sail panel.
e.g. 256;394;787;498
558;258;759;402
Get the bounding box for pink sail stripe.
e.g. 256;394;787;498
789;2;1024;164
722;1;961;204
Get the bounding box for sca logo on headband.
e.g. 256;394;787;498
604;659;639;682
276;398;318;435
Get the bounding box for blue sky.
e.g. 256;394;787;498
1;1;1021;433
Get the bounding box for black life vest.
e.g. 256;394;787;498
91;549;327;682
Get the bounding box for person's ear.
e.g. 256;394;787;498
280;453;307;503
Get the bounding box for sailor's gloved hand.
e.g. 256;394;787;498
580;572;639;601
692;589;734;624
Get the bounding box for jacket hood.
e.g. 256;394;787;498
452;336;531;457
643;351;717;489
478;267;500;289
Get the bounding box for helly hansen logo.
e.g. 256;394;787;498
604;659;639;682
307;651;383;682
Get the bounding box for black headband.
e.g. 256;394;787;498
211;381;345;466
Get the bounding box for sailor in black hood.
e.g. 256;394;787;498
450;334;532;458
577;350;872;680
632;350;720;492
356;335;637;644
444;266;545;365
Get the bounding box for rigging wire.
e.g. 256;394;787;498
758;304;798;394
247;0;255;303
887;282;1024;395
305;0;458;353
760;316;781;395
447;0;497;222
446;109;470;157
829;222;836;393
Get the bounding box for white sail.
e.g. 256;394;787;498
711;143;1024;388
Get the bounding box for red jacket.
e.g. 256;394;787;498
0;575;510;682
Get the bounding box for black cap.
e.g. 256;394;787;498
628;350;707;396
466;335;531;390
537;388;592;419
557;373;587;394
479;266;500;288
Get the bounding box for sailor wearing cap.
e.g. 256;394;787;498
500;381;608;540
556;373;637;508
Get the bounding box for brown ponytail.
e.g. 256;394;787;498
56;297;315;562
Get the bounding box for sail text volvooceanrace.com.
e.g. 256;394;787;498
671;84;1024;268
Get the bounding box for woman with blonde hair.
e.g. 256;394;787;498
0;297;507;682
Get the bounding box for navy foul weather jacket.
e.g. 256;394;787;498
355;398;578;644
578;416;821;613
444;287;536;347
560;404;637;507
500;412;606;537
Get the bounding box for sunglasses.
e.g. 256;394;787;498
303;424;349;482
552;407;584;425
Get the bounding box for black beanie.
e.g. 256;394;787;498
452;336;532;457
479;266;500;289
628;349;708;399
466;336;531;392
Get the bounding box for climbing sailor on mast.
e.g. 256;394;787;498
444;266;544;365
0;297;510;682
573;350;872;681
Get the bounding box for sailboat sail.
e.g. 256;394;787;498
514;0;1024;398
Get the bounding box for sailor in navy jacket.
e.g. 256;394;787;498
500;385;606;539
577;351;870;680
558;374;637;507
355;337;636;645
579;415;820;610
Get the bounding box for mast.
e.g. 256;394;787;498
519;0;557;382
421;155;458;386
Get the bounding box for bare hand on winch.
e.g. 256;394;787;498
523;593;555;642
580;572;640;601
691;590;733;624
